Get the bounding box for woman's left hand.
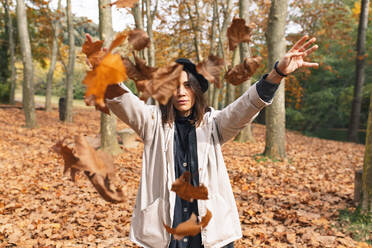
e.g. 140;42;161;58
277;35;319;75
266;35;319;84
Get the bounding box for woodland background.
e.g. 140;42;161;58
0;0;371;247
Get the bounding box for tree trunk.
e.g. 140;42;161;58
132;2;144;30
235;0;254;142
45;0;62;112
131;1;146;60
185;0;202;63
263;0;287;159
348;0;369;143
361;90;372;212
16;0;37;128
208;0;218;105
145;0;156;66
5;0;16;105
225;47;239;105
64;0;75;122
212;0;233;110
99;0;121;155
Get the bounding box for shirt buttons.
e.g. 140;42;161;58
183;162;187;167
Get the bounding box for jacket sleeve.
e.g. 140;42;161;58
214;81;272;144
105;83;156;142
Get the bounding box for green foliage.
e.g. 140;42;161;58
0;3;11;103
338;207;372;244
34;63;87;100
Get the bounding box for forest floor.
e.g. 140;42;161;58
0;105;370;248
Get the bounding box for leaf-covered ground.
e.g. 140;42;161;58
0;106;368;247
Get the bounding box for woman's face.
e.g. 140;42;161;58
172;71;195;117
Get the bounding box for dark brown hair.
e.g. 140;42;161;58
160;71;209;127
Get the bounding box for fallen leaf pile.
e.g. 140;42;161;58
0;106;368;247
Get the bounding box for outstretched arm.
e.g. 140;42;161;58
215;35;318;144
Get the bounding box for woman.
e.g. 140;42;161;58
105;36;318;248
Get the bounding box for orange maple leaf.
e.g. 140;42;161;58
83;53;127;109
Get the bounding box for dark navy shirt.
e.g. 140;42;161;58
169;114;202;248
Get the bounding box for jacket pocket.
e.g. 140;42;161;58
137;198;169;248
203;194;236;246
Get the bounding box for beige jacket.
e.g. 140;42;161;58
107;82;270;248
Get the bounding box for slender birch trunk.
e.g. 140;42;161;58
64;0;75;122
45;0;62;111
145;0;156;66
263;0;288;159
212;0;232;109
208;0;218;105
99;0;121;155
235;0;255;142
16;0;37;128
5;0;16;104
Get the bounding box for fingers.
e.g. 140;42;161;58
303;45;318;56
289;35;309;52
302;62;319;68
86;33;93;43
299;37;316;52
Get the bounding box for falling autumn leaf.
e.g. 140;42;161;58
82;35;105;69
109;0;139;8
128;29;150;51
145;62;184;105
224;56;262;85
83;53;127;109
121;54;156;82
171;171;208;202
164;209;212;240
196;55;225;88
108;31;128;53
227;17;256;51
52;139;79;182
53;136;125;203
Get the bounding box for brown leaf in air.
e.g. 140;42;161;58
224;56;262;85
171;171;208;202
83;53;127;109
74;135;125;203
227;17;256;51
122;54;156;82
164;209;212;240
82;36;105;68
128;29;150;51
82;38;103;58
54;136;125;203
196;55;225;88
52;140;79;182
110;0;139;8
146;62;183;105
74;135;114;177
108;31;128;53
